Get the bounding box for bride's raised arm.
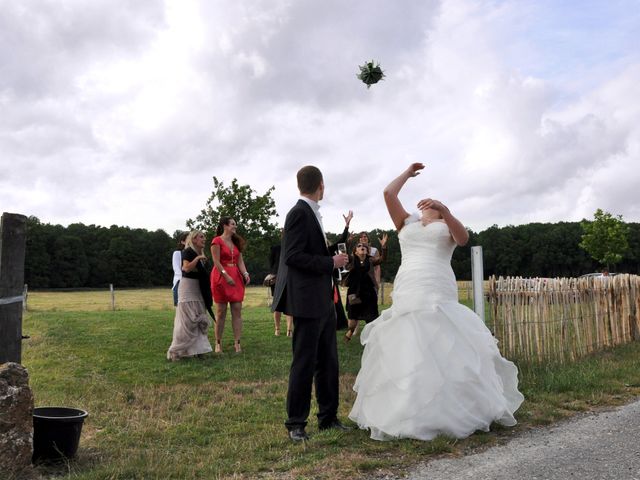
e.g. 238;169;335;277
383;163;425;231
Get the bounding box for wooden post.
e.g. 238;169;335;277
0;212;27;364
110;284;115;311
22;284;28;312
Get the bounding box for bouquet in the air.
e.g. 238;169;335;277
357;60;385;89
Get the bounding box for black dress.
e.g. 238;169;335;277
269;244;281;296
345;250;386;323
328;227;350;331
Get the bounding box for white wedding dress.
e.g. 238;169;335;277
349;217;524;441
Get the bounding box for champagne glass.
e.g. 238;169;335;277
337;243;348;275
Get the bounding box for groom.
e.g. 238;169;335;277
272;165;350;442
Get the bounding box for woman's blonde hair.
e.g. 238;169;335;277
185;230;205;254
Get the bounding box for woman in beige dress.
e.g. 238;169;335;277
167;230;213;361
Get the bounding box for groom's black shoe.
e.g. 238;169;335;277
288;427;309;442
319;418;352;431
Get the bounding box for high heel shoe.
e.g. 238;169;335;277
234;341;242;353
215;341;222;354
286;329;292;337
274;328;281;336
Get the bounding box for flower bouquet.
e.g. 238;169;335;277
357;60;385;89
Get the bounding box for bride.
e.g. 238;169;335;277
349;163;524;441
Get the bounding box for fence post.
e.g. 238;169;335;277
471;246;485;322
110;284;115;311
0;212;27;364
22;284;28;312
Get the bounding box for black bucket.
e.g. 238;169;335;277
32;407;88;463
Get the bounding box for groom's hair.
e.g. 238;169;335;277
297;165;323;194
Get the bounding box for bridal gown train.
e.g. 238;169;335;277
349;217;524;441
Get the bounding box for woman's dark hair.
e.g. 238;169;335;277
216;216;246;252
176;231;188;250
297;165;323;194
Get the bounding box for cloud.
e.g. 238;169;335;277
1;0;639;236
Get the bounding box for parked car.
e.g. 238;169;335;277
579;272;617;278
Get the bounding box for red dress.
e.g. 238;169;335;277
210;236;246;303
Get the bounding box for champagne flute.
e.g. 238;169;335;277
337;243;348;275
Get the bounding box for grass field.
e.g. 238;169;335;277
24;284;394;312
20;287;640;479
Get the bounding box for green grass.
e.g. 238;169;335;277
20;288;640;479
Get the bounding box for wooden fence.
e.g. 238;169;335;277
487;275;640;363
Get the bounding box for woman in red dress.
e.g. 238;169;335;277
210;217;250;353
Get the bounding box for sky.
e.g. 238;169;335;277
1;0;639;235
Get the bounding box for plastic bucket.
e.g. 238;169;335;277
32;407;88;463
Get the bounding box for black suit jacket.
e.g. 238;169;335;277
272;199;334;318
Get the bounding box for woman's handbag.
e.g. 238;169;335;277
347;293;362;305
263;273;277;287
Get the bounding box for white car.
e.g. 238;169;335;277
579;272;617;278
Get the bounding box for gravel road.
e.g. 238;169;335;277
380;398;640;480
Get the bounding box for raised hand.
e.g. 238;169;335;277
378;233;389;248
407;163;425;177
343;210;353;226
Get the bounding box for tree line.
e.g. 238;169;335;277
23;177;638;288
23;215;640;290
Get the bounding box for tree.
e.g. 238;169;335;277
24;216;53;288
49;235;89;288
186;177;280;281
579;209;630;270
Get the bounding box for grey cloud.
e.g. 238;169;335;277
1;0;639;235
0;1;165;97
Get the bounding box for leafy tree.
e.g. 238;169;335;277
186;177;280;281
451;229;475;280
21;212;640;289
24;218;174;289
579;209;630;270
24;216;53;288
618;223;640;275
49;235;89;288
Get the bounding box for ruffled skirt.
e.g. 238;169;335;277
349;301;524;441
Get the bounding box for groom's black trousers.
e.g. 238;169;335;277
285;308;339;430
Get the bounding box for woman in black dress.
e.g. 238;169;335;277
269;238;293;336
345;234;388;341
327;210;353;331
